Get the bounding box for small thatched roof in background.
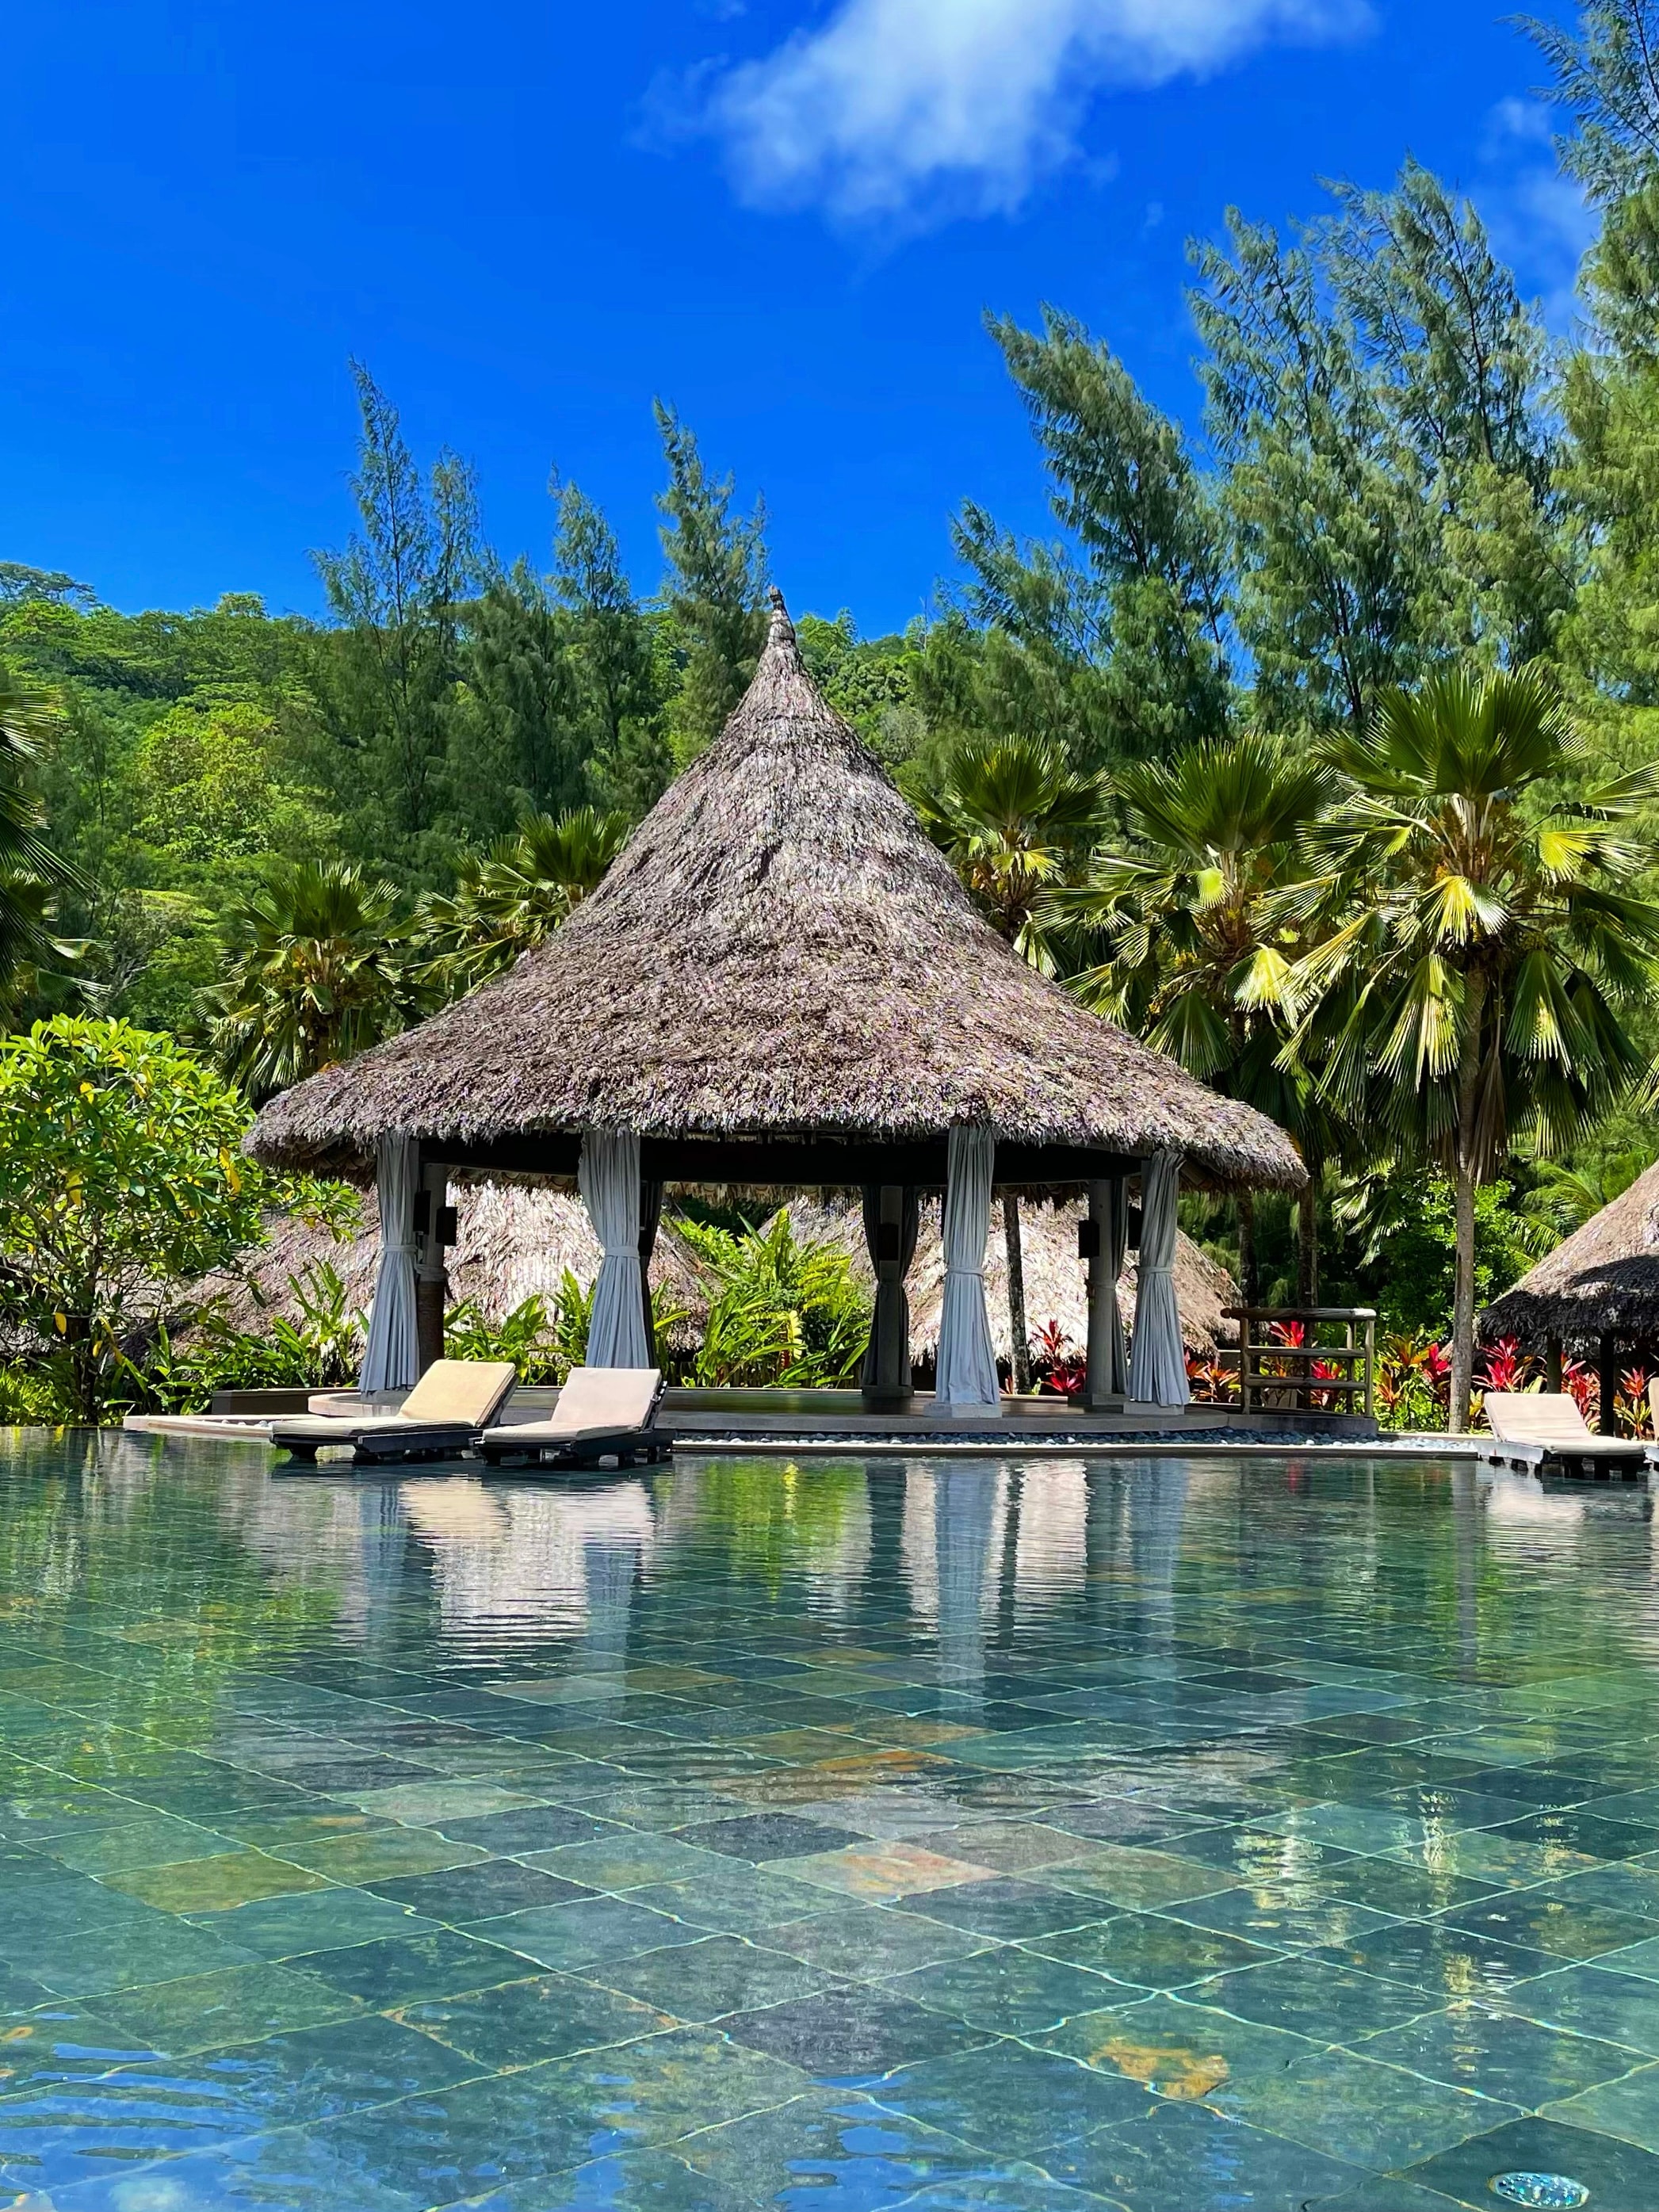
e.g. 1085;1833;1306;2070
1481;1158;1659;1352
774;1197;1237;1358
194;1182;710;1352
250;594;1303;1194
198;1182;1233;1369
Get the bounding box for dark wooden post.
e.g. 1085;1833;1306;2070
1599;1334;1620;1436
1546;1336;1563;1393
415;1162;450;1373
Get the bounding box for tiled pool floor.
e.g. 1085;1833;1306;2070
0;1438;1657;2208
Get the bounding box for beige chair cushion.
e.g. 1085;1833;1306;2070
1485;1391;1639;1450
398;1360;517;1427
485;1366;661;1444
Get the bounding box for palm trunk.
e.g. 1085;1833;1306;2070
1237;1190;1259;1309
1003;1192;1030;1393
1297;1179;1318;1307
1451;1162;1477;1434
1449;969;1489;1435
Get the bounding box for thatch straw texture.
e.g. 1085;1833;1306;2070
774;1198;1237;1358
195;1182;709;1351
250;594;1302;1193
1481;1159;1659;1351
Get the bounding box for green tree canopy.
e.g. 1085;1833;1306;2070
206;858;412;1102
654;403;768;763
0;1018;274;1419
415;806;629;995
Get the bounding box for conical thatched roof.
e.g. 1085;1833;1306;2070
1481;1158;1659;1352
250;594;1302;1191
773;1197;1237;1357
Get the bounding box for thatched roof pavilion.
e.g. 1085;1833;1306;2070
1481;1159;1659;1359
250;595;1302;1194
248;590;1300;1411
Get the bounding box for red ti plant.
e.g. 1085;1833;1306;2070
1186;1351;1237;1404
1476;1338;1534;1394
1562;1358;1598;1427
1617;1366;1653;1438
1030;1320;1087;1400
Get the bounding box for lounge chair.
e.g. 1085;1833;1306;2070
1480;1390;1649;1481
271;1359;518;1466
478;1366;668;1469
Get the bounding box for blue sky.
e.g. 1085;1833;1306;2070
6;0;1591;636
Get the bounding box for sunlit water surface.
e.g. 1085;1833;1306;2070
0;1436;1657;2210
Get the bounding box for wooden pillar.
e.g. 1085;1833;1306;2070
1084;1176;1126;1412
863;1184;916;1408
639;1180;663;1365
1546;1335;1563;1394
1600;1334;1620;1436
1003;1192;1030;1394
415;1162;450;1373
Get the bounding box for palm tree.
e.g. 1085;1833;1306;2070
913;735;1103;972
1058;732;1333;1301
1286;665;1659;1430
916;735;1104;1385
0;675;80;1011
207;859;411;1101
415;807;629;996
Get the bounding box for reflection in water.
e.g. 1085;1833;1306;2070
1084;1458;1191;1650
901;1465;1006;1699
1012;1460;1090;1618
401;1478;656;1665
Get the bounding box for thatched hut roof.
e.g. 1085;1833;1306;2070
1481;1159;1659;1352
249;594;1302;1194
774;1197;1237;1358
195;1182;709;1352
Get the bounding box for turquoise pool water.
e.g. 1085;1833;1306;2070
0;1437;1657;2210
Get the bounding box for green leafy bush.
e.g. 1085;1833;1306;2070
0;1018;276;1419
675;1213;871;1388
444;1275;595;1384
139;1264;367;1412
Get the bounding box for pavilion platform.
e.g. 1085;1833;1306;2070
652;1386;1378;1446
144;1382;1381;1454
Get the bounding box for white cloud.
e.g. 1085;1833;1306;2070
1480;95;1596;332
696;0;1368;223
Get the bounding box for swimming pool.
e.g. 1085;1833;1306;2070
0;1434;1655;2210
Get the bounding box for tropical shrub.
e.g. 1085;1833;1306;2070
1030;1320;1087;1399
0;1018;276;1420
140;1263;367;1412
444;1276;596;1384
675;1213;871;1388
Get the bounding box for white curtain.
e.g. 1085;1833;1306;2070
580;1130;650;1367
935;1125;1001;1415
360;1137;420;1393
1128;1149;1190;1407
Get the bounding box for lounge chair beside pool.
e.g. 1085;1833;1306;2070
270;1358;517;1465
1480;1389;1649;1480
479;1366;667;1469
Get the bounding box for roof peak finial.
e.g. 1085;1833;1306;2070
765;584;795;649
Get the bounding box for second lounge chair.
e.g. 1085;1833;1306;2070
1481;1390;1649;1481
479;1366;668;1469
